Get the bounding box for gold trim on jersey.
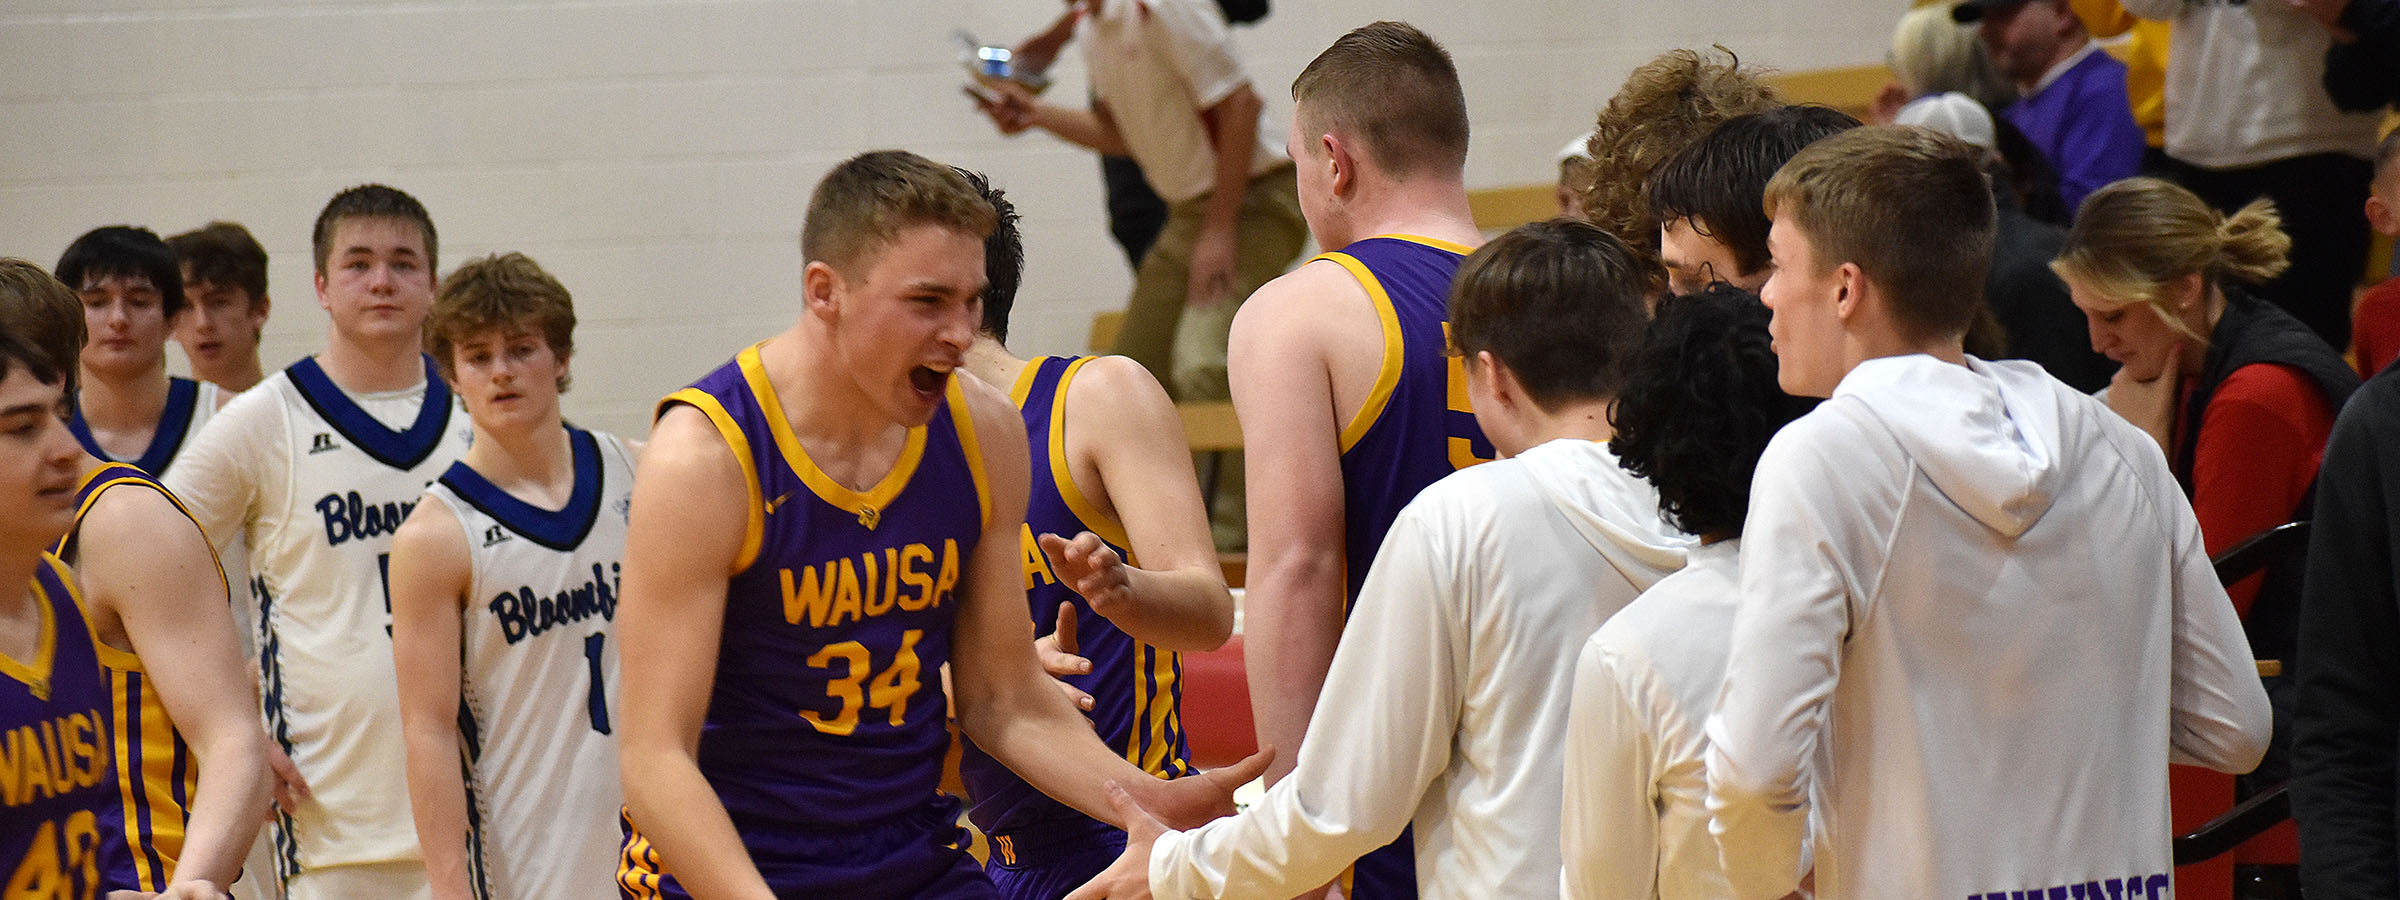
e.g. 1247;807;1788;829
739;346;926;532
1;555;74;699
70;465;231;669
1045;358;1135;551
1005;361;1043;409
616;809;665;900
946;376;993;530
658;388;765;574
1368;233;1475;256
1318;251;1407;454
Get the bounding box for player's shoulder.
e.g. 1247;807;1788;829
1061;354;1176;418
78;471;195;545
1231;258;1369;339
203;369;294;428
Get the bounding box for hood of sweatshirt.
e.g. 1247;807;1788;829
1512;438;1693;592
1833;355;2064;538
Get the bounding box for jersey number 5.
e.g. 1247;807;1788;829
1442;323;1498;469
800;629;924;736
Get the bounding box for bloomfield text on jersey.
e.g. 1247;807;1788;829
779;540;963;628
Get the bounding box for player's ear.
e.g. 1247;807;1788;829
1831;261;1865;322
802;260;840;317
1324;133;1357;197
2368;194;2398;236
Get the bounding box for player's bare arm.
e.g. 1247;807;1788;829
1190;82;1265;308
616;404;779;900
947;374;1267;830
387;499;479;900
75;483;273;888
1232;263;1368;785
1040;354;1232;652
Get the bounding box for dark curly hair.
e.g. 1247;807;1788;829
1609;284;1817;539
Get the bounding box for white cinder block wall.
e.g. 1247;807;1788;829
0;0;1899;437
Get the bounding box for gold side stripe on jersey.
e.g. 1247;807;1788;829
658;388;765;574
1315;252;1408;455
617;810;665;900
1140;646;1182;776
110;669;155;889
1046;357;1134;551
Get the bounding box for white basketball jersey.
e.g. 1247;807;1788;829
418;427;631;900
245;358;471;876
69;375;222;477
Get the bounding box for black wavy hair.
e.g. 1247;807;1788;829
1645;104;1860;280
56;225;187;320
1609;284;1818;538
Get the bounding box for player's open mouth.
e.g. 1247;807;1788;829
909;366;948;398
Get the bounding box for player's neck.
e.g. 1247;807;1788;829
1339;179;1482;249
315;334;425;395
76;364;171;441
962;338;1025;398
462;416;575;509
0;574;42;666
1525;395;1616;451
770;327;910;452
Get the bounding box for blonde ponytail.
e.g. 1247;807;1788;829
2213;197;2292;286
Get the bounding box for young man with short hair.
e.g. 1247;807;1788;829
55;226;222;476
168;184;471;900
1232;21;1489;899
1063;220;1690;900
166;221;273;394
613;150;1261;900
0;259;236;900
5;253;277;897
1645;105;1860;296
1704;125;2272;900
389;252;635;900
956;171;1235;900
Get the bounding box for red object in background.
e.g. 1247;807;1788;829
1180;633;1258;770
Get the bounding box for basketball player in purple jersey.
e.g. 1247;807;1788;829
0;260;227;900
613;151;1265;900
953;171;1236;900
1234;22;1488;898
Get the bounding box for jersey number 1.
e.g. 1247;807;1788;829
800;629;924;736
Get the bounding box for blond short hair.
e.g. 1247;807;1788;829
1762;125;1996;344
800;151;996;275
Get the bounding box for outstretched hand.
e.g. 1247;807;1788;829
1040;532;1135;619
1128;746;1272;831
1062;781;1169;900
1035;601;1095;711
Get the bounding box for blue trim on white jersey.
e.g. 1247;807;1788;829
68;376;202;476
436;427;604;552
286;356;455;470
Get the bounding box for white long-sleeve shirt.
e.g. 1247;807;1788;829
2122;0;2379;167
1563;539;1743;900
1151;439;1690;900
1705;355;2270;900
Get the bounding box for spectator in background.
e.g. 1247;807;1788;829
973;0;1304;406
2125;0;2382;352
2290;338;2400;900
166;221;273;394
2054;179;2358;899
2301;0;2400;111
1873;0;2018;122
1900;91;2115;392
1574;47;1777;282
1557;133;1595;218
1956;0;2146;212
2352;132;2400;376
2066;0;2171;168
1003;0;1272;269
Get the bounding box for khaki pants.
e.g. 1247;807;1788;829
1111;164;1307;403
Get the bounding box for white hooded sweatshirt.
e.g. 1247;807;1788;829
1706;355;2270;900
1151;438;1692;900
